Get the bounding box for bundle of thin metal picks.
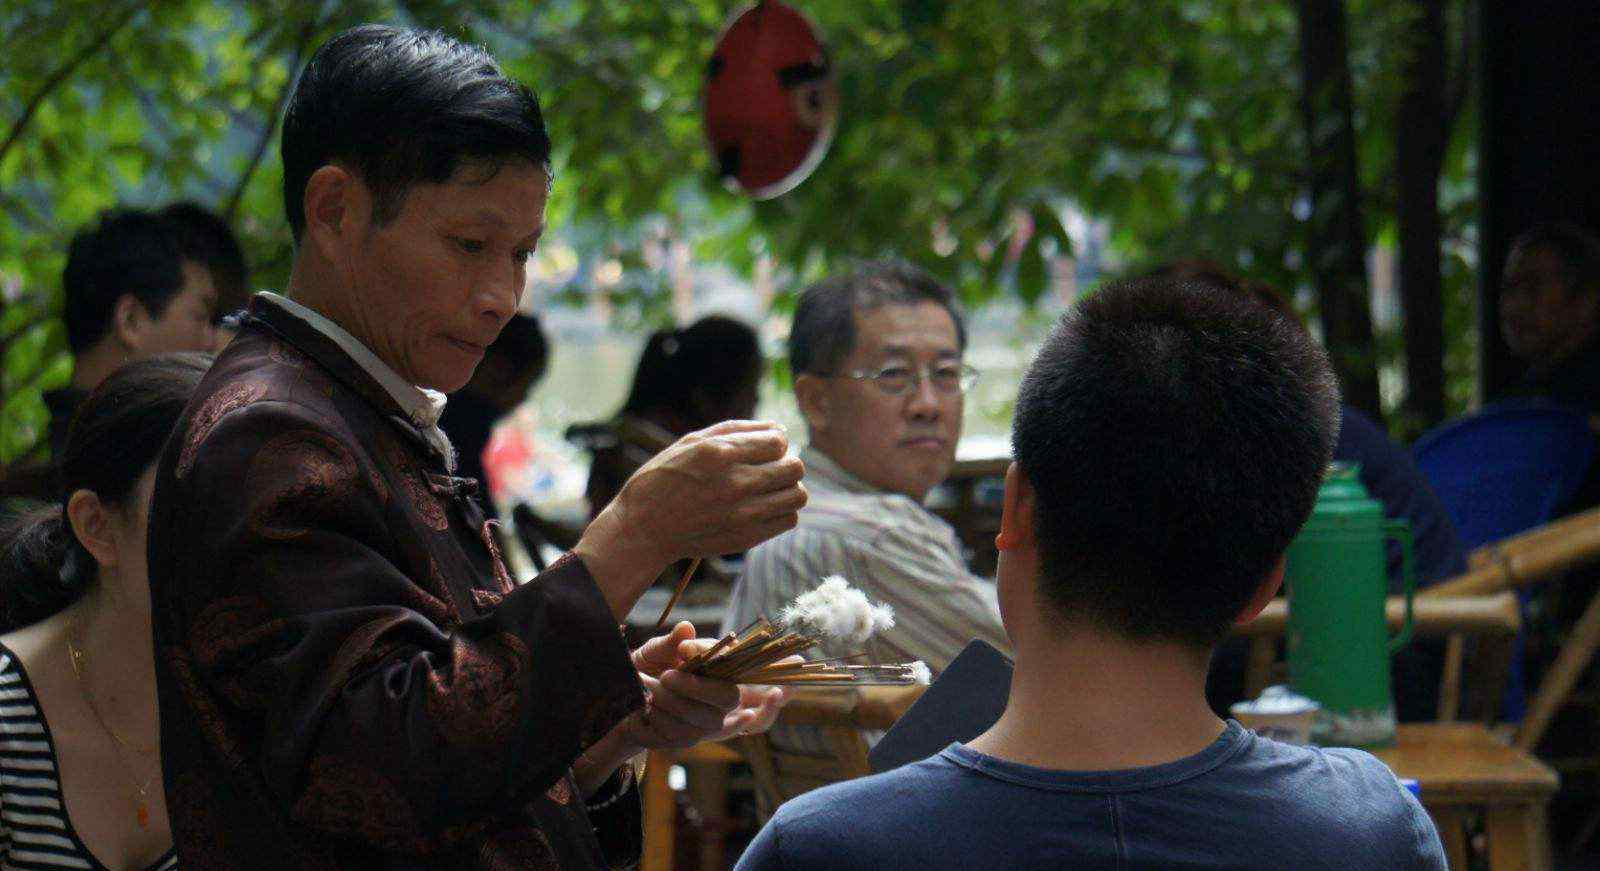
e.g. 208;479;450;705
679;618;929;686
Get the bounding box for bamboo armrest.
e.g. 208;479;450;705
777;685;927;730
1428;505;1600;597
1236;593;1521;637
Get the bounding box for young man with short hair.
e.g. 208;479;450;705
47;209;220;454
736;276;1447;870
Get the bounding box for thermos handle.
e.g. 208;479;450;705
1386;521;1416;653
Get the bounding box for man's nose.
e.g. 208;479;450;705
905;374;943;418
477;262;522;323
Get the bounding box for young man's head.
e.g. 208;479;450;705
998;275;1339;652
1500;222;1600;370
790;260;971;501
62;209;220;376
282;24;552;393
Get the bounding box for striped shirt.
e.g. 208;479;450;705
724;448;1011;756
0;644;176;871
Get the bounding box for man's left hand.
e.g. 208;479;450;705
623;621;790;750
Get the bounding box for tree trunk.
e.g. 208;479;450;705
1298;0;1384;421
1396;0;1449;431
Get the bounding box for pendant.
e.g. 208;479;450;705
137;804;149;830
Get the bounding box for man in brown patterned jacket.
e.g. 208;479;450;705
145;25;806;870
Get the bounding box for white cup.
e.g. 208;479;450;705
1230;685;1320;746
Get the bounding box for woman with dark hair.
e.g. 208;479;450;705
0;352;210;870
582;315;764;518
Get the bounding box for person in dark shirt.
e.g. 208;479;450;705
47;209;222;456
438;312;549;502
1500;222;1600;411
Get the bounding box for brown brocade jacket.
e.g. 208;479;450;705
146;295;646;869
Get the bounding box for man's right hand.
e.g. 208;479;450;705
575;420;807;618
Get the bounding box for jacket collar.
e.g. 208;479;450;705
242;292;457;469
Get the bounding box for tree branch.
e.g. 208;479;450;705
1441;0;1476;134
0;4;143;165
225;22;316;222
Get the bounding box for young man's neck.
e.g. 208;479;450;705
69;342;127;393
967;622;1225;772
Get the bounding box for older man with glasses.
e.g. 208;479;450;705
725;260;1010;757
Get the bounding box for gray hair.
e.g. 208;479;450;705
789;260;967;376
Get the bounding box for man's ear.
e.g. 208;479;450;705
110;293;152;354
994;462;1035;552
1233;555;1287;626
793;373;831;433
302;164;361;263
64;489;118;570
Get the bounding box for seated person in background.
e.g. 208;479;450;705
0;352;211;870
47;209;221;456
581;315;763;518
1151;261;1465;722
724;260;1010;756
736;275;1447;871
1500;222;1600;410
159;200;253;339
439;312;549;507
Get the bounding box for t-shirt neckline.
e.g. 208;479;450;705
940;719;1253;794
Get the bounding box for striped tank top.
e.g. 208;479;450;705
0;643;176;871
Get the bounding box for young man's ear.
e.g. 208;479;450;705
64;489;118;570
793;373;831;434
994;462;1035;552
301;164;360;263
110;293;152;354
1233;555;1287;626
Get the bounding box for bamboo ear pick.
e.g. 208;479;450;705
654;557;703;631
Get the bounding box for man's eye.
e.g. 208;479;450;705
513;247;534;264
931;367;962;384
454;237;487;254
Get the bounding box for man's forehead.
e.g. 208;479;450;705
850;302;960;358
420;163;548;230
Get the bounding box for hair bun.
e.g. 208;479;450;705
0;505;83;631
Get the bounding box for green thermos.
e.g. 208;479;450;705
1285;463;1416;747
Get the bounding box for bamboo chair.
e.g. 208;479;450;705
736;684;926;821
1420;506;1600;755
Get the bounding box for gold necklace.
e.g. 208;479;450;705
65;626;157;831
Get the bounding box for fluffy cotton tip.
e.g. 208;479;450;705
779;575;895;646
908;661;932;685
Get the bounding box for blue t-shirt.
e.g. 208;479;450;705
735;722;1446;871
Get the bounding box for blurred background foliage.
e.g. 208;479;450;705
1;0;1479;463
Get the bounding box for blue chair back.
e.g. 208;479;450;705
1413;400;1597;551
1413;399;1597;721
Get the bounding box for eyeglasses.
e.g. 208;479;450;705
838;362;979;396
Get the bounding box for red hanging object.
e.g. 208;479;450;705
703;1;838;199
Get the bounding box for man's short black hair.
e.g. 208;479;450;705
1508;221;1600;297
160;201;250;313
281;24;552;242
789;259;967;376
1012;276;1340;647
61;209;187;353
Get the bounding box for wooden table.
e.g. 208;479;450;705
1369;724;1559;871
